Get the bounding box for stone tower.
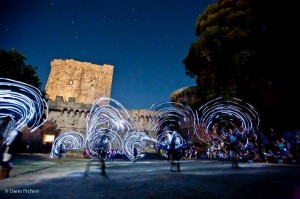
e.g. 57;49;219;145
45;59;113;104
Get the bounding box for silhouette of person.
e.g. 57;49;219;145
98;147;107;176
133;147;138;163
0;128;23;179
97;135;108;176
169;131;181;172
58;144;65;159
228;132;239;168
0;116;10;136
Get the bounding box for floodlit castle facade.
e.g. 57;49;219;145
44;59;154;137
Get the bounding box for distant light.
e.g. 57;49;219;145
43;135;55;143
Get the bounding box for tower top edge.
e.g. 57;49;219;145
51;59;114;68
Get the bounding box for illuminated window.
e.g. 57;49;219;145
43;135;55;143
69;80;73;85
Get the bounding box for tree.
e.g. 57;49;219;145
183;0;299;131
0;49;42;89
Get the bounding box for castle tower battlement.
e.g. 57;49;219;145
45;59;113;104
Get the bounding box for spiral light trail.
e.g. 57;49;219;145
196;97;260;142
146;102;196;149
0;78;48;142
124;131;156;161
84;97;139;158
50;131;86;158
50;97;260;160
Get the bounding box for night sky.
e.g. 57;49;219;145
0;0;214;109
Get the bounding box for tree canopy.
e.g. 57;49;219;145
0;49;42;89
183;0;299;131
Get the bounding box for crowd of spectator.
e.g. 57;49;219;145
179;128;300;165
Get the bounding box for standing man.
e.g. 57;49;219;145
98;147;107;176
169;131;181;172
57;144;65;163
228;131;239;168
97;135;108;176
133;147;138;163
0;127;23;179
0;116;14;139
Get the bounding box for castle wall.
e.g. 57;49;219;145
47;100;91;134
47;100;155;137
127;109;152;131
37;58;205;156
45;59;113;104
44;59;157;137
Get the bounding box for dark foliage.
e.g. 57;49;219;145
0;49;42;89
183;0;299;131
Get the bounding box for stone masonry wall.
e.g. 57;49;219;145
47;99;92;134
45;59;113;104
47;99;155;139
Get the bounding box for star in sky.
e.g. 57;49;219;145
0;0;212;109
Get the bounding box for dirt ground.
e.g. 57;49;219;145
0;153;299;199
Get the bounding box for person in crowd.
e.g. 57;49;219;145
292;135;300;162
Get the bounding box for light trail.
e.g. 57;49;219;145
0;78;48;143
146;102;197;149
196;97;260;142
50;131;86;158
84;97;138;158
51;97;260;160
